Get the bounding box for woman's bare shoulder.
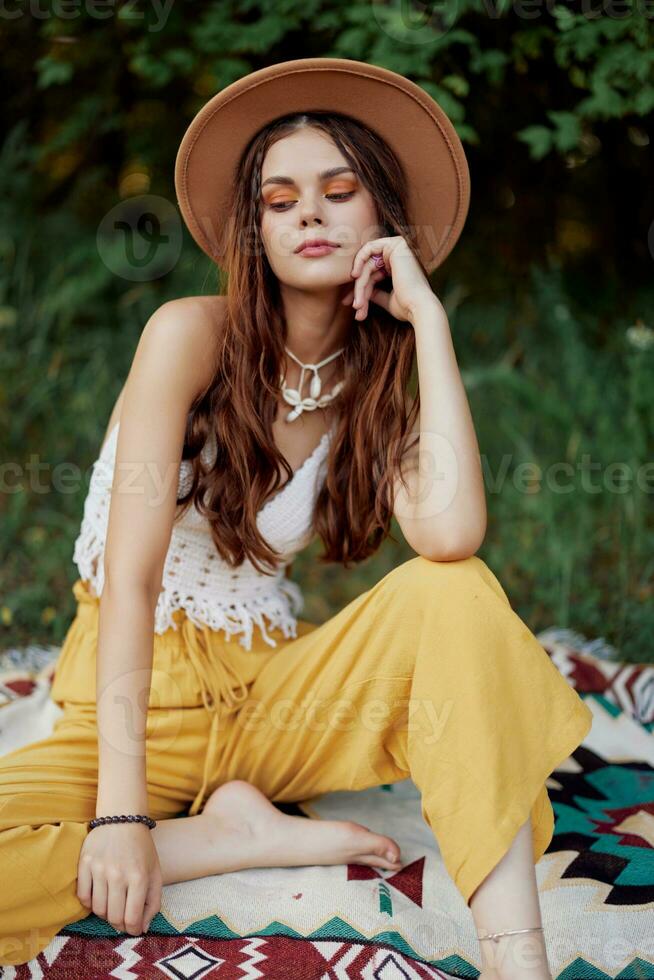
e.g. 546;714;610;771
148;294;226;395
100;295;226;450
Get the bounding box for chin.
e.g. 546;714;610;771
283;269;348;291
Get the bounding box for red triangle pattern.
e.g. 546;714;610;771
347;856;425;907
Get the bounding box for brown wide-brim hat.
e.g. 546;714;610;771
175;57;470;274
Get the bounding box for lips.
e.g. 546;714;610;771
295;239;340;253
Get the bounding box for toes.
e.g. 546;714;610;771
341;821;397;852
342;836;403;871
357;852;403;870
367;833;401;864
384;839;401;862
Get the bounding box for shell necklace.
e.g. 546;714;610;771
280;345;345;422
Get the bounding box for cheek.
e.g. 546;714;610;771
260;213;297;263
260;211;276;245
341;198;381;242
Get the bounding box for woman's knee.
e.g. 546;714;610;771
379;552;513;612
383;552;485;589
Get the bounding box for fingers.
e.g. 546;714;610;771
106;875;128;932
142;877;162;933
350;238;394;279
91;872;108;921
124;876;149;935
352;268;386;320
77;827;161;936
352;260;383;311
76;855;93;909
342;250;388;310
84;866;155;936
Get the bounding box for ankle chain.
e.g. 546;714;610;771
477;926;544;943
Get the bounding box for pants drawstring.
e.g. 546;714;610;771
180;617;250;817
72;578;97;607
73;579;251;818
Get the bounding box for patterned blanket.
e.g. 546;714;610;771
0;627;652;979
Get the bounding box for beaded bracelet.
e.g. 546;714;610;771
88;814;157;831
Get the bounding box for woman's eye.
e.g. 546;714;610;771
268;191;354;212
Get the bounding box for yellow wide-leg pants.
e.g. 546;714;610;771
0;554;593;965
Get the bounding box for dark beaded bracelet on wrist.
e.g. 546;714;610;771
88;814;156;831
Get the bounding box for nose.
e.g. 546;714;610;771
298;191;324;227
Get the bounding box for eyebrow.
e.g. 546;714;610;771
261;166;356;189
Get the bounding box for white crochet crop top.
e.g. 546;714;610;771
72;419;334;649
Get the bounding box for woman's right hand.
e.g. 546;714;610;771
76;823;162;935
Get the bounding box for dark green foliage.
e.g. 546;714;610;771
1;2;652;659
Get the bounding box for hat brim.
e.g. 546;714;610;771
174;57;470;274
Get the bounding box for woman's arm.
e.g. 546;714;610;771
94;296;222;816
345;235;486;563
76;296;224;937
99;382;126;455
392;297;487;561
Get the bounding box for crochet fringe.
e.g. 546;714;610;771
153;575;305;650
74;535;304;651
70;419;328;653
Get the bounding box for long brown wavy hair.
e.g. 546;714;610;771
175;110;422;574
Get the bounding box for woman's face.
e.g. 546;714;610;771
259;126;383;291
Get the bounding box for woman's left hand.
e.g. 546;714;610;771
342;235;439;325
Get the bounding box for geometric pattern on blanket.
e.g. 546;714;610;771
0;630;653;979
538;626;654;726
3;934;458;978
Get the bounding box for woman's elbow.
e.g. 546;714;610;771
418;525;486;562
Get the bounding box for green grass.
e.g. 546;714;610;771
1;151;652;662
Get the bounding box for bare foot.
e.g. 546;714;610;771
201;779;403;873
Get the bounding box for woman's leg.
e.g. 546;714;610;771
210;554;592;979
155;779;405;884
470;814;553;979
0;701;405;967
0;699;213;966
0;576;408;967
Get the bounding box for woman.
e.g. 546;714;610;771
0;58;592;979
